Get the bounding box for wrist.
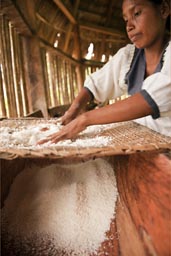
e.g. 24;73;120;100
81;111;91;127
79;112;89;128
70;102;80;111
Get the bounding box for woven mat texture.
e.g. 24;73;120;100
0;118;171;159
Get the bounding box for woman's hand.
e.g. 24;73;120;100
37;114;87;145
62;88;92;125
61;103;80;125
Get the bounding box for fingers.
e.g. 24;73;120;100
37;130;71;145
50;134;68;144
37;115;86;145
37;138;50;145
61;108;78;125
61;112;72;125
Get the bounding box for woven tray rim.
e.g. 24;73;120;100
0;118;171;160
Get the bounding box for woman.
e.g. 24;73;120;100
38;0;171;144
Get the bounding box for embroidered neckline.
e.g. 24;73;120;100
161;41;170;69
119;44;135;94
119;41;170;93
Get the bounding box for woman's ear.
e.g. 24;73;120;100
160;0;170;19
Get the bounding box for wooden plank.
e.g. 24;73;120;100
116;199;147;256
114;152;171;255
21;36;48;117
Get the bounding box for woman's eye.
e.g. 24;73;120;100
134;11;141;17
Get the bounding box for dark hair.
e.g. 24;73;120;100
148;0;170;32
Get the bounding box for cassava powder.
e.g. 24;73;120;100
0;122;113;149
1;158;118;255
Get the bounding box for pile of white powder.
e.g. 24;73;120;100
0;122;113;149
1;158;118;255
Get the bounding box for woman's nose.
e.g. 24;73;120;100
126;19;135;33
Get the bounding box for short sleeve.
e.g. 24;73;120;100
142;41;171;117
142;72;171;117
83;47;127;102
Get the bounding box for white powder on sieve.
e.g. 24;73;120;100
1;158;118;255
0;123;113;149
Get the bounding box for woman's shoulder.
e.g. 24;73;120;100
113;44;136;90
110;44;136;68
167;40;171;48
161;40;171;75
115;44;135;57
164;40;171;56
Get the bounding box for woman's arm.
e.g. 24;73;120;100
84;92;153;125
62;46;129;124
61;87;92;125
38;92;153;144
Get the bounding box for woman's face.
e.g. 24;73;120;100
122;0;167;49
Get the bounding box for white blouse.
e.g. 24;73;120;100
84;41;171;136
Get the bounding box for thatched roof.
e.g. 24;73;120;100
1;0;128;62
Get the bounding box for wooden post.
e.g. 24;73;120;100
98;34;106;61
21;36;48;117
2;16;17;117
72;25;84;92
0;66;6;117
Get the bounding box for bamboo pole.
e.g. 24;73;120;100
72;65;78;98
55;55;61;105
2;15;17;117
63;0;80;52
72;25;84;92
0;65;6;117
53;0;77;24
57;57;64;105
64;60;69;104
54;56;60;106
18;35;29;116
15;28;27;116
66;61;71;103
52;55;58;106
40;48;51;108
98;34;106;61
53;55;59;106
70;64;75;102
10;23;23;117
80;22;126;38
0;16;7;117
46;52;54;107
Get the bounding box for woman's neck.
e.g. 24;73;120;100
144;35;169;76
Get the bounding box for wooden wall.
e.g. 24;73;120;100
0;6;102;118
0;0;125;118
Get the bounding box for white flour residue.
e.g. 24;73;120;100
0;123;113;149
2;158;118;255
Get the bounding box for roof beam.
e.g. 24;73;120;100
63;0;80;51
80;22;126;38
1;0;32;35
53;0;77;24
36;13;66;33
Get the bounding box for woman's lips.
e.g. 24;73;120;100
129;33;141;43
